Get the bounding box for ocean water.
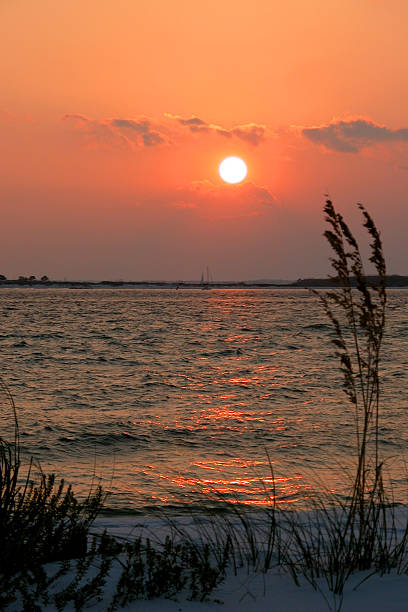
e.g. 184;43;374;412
1;288;407;513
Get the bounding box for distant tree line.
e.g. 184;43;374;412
0;275;50;283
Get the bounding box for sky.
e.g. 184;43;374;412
1;0;408;281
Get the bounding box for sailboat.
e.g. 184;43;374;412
201;266;213;289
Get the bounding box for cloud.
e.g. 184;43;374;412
302;117;408;153
63;114;166;149
177;116;208;128
63;112;268;149
166;113;266;146
172;179;277;219
230;124;266;145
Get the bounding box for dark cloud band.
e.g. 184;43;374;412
63;114;165;149
302;118;408;153
166;113;266;146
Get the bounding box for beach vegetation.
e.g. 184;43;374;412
263;200;408;610
0;377;111;609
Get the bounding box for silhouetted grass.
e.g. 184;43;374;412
273;201;407;611
0;376;111;609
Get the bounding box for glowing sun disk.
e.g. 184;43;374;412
219;156;247;184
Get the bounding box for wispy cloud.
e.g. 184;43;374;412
166;113;267;146
301;117;408;153
63;114;166;149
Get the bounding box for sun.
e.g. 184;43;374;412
219;156;247;184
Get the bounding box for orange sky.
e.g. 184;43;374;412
1;0;408;280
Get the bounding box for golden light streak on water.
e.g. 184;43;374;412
0;288;407;512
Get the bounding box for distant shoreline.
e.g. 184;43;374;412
1;275;408;289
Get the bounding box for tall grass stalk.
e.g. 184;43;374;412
276;200;404;610
317;200;387;560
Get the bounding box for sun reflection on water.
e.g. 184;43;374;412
1;289;408;511
143;455;311;508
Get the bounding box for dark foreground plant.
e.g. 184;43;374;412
0;377;228;609
108;533;227;611
277;201;408;611
0;377;112;610
0;391;104;565
318;200;387;523
317;200;388;568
